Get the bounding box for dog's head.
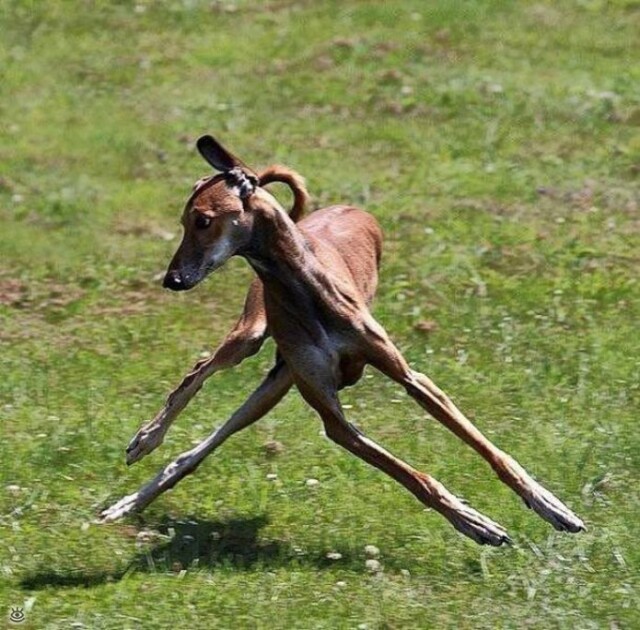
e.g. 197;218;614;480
163;136;260;291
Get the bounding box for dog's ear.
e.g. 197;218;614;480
196;135;245;172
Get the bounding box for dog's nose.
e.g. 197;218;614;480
163;270;186;291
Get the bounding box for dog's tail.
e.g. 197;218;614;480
258;165;309;223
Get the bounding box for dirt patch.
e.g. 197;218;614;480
111;217;176;242
0;278;85;311
0;279;28;307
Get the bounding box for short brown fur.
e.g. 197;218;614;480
102;137;584;545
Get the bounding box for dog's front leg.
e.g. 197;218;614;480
101;360;292;521
126;282;267;465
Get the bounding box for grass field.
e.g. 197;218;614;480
1;1;639;627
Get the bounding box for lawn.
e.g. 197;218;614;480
1;0;639;628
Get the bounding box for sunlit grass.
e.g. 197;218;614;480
1;1;639;627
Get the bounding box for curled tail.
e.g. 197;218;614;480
258;165;309;223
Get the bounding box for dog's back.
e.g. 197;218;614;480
298;205;382;307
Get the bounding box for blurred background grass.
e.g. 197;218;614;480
1;1;639;628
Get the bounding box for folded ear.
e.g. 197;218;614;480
196;135;239;172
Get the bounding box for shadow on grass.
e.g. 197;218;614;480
20;514;365;590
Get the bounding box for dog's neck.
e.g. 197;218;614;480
243;191;314;287
242;190;361;325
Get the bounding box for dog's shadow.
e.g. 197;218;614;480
20;515;372;590
133;514;283;573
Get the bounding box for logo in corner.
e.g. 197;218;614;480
9;606;25;624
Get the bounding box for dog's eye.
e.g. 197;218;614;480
194;214;212;230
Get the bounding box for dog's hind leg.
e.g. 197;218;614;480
293;376;510;546
362;318;584;533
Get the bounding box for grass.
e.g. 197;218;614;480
1;0;639;627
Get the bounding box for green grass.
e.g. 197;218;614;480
1;0;639;627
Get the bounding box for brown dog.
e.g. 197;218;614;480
101;136;584;545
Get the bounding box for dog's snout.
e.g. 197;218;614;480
163;270;186;291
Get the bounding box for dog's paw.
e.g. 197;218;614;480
126;424;165;465
99;492;141;522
